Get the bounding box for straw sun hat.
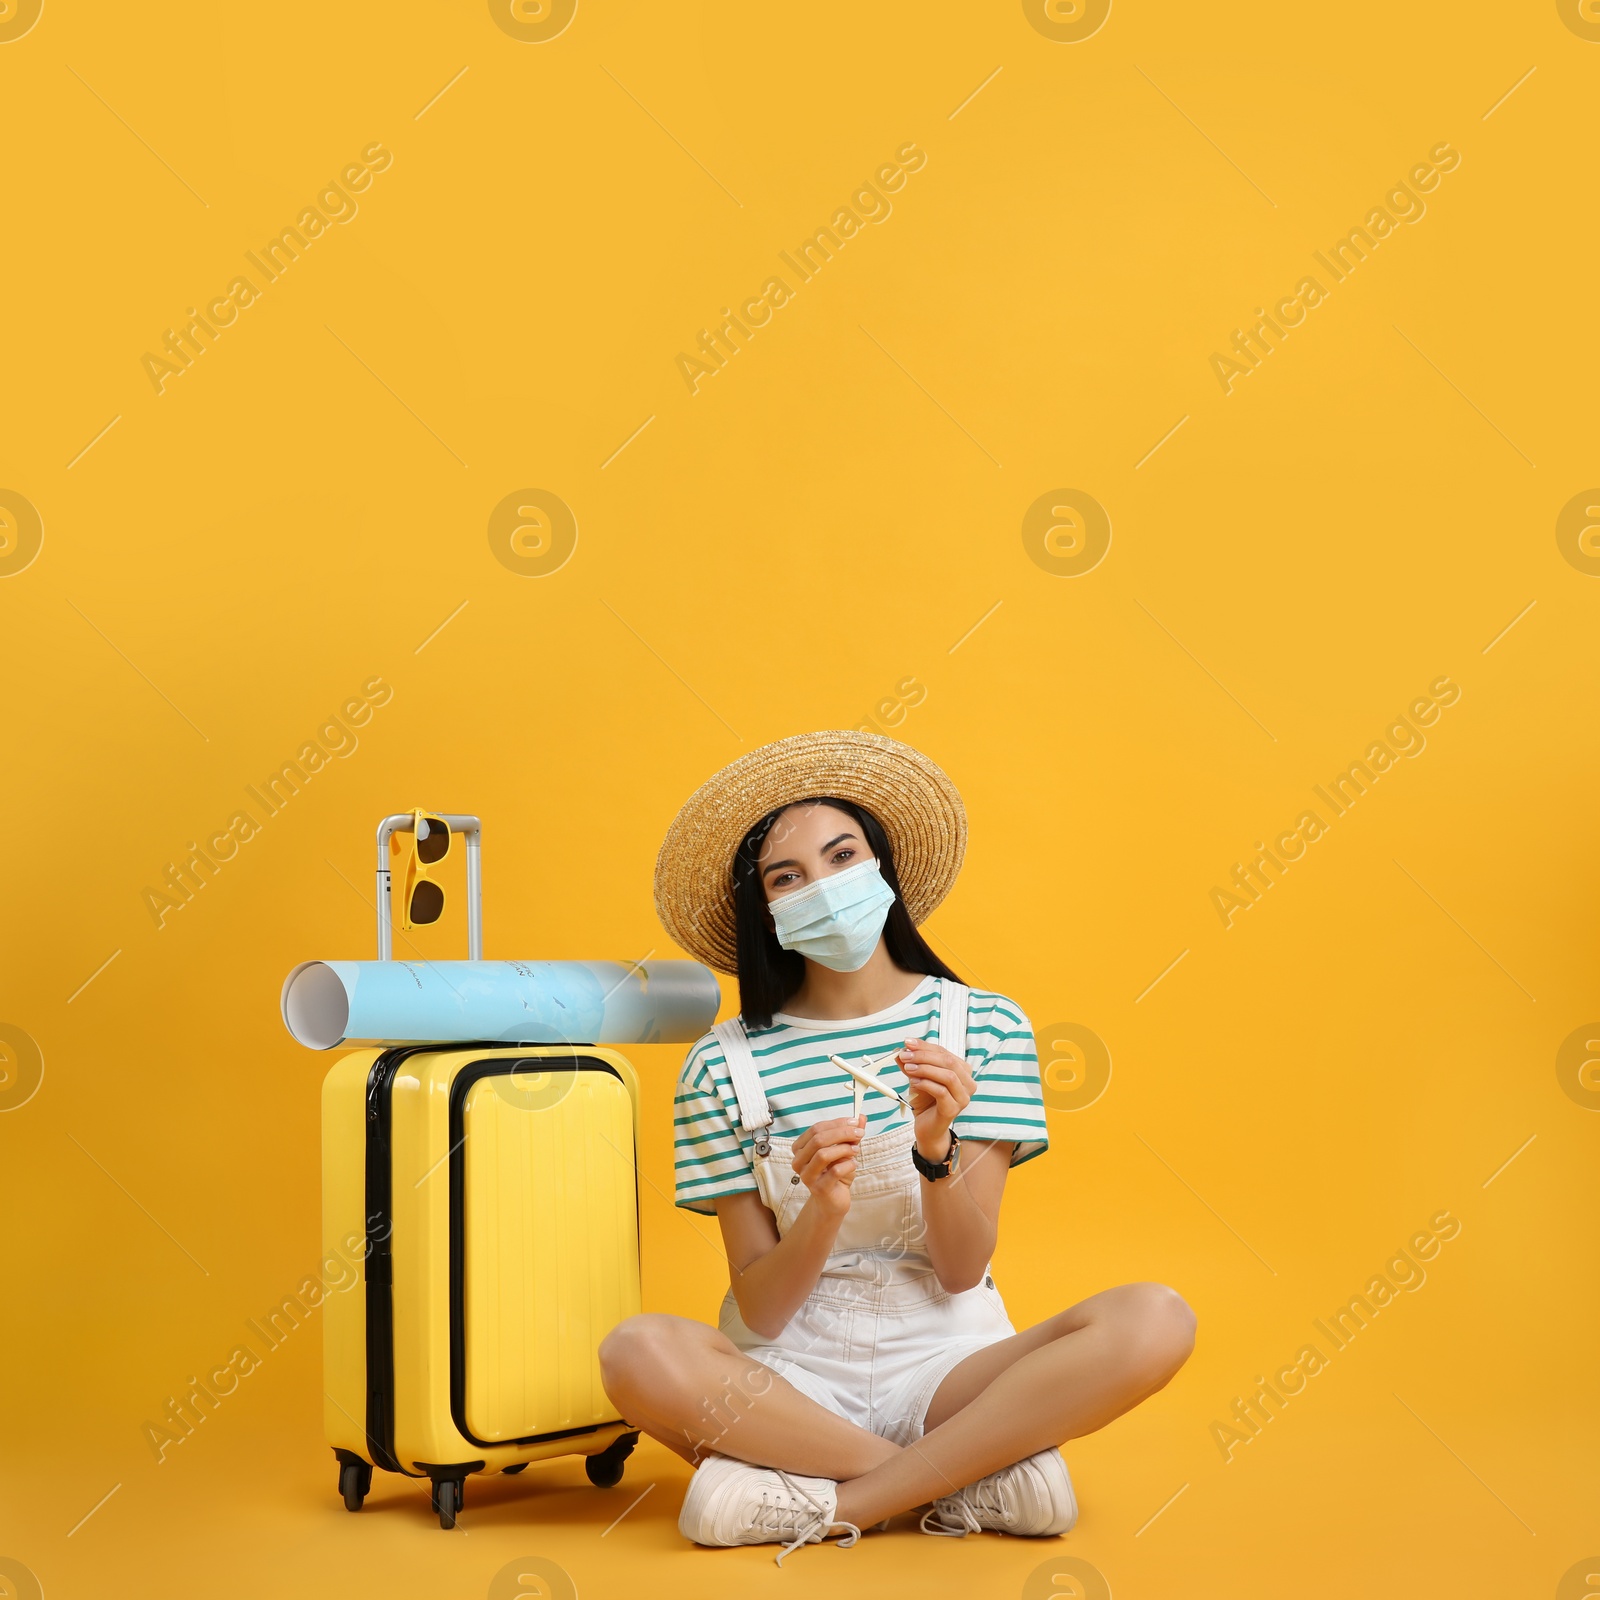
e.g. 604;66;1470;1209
654;730;967;975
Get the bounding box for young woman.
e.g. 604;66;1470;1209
600;731;1195;1563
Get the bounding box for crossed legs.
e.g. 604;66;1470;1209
598;1282;1196;1529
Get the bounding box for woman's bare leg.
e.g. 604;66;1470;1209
833;1282;1195;1528
598;1313;899;1478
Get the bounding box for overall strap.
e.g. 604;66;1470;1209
711;1016;774;1157
937;976;971;1061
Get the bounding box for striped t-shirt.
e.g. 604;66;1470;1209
673;976;1048;1214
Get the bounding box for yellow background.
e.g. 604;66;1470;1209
3;1;1597;1596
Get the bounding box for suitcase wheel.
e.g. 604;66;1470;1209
585;1431;640;1489
434;1477;462;1529
336;1453;372;1512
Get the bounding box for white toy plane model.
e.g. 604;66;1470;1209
829;1049;912;1120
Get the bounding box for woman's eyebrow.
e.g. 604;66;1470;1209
761;857;800;878
819;832;857;853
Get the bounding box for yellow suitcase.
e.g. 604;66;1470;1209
321;1041;643;1527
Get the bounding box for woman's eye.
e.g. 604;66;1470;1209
831;848;856;865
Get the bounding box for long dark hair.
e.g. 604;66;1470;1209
732;796;960;1029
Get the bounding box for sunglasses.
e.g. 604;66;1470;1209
391;809;451;928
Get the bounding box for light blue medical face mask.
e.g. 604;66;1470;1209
769;857;896;972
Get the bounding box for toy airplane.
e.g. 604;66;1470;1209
829;1050;911;1120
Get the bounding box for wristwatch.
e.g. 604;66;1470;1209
912;1127;961;1182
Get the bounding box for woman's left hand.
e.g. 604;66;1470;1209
898;1037;973;1161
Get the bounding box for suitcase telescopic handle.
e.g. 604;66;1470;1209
374;812;483;961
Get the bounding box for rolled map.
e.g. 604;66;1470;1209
281;957;721;1050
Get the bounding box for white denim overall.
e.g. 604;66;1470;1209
712;978;1015;1445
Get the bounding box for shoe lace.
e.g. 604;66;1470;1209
919;1495;983;1538
762;1471;861;1567
920;1473;1006;1538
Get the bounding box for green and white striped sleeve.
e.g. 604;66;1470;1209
956;991;1049;1167
672;1036;757;1214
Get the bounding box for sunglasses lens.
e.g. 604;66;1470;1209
416;817;450;865
410;880;445;925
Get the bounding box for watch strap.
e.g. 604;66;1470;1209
912;1127;960;1181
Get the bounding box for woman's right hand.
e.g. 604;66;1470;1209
790;1115;865;1217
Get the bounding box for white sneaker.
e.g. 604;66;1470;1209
679;1454;861;1566
920;1448;1078;1537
